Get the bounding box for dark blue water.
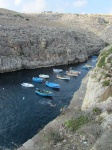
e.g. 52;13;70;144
0;58;96;149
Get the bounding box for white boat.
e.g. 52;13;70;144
39;74;49;79
53;68;63;73
85;64;93;68
56;74;70;80
21;83;34;87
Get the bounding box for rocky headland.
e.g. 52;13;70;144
0;9;112;72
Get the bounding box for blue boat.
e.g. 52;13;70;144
35;88;53;97
32;77;43;82
82;66;89;70
45;81;60;89
92;55;97;58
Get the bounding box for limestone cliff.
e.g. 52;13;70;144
0;9;112;72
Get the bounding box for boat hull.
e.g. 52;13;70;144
46;81;60;89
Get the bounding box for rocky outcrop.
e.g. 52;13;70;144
0;9;112;72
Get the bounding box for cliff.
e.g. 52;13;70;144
0;9;112;72
18;46;112;150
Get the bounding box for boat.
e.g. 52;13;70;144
45;81;60;89
32;77;43;82
69;67;81;74
85;64;93;68
56;74;70;80
81;66;89;70
82;64;93;70
92;55;98;58
53;68;63;73
66;71;78;76
92;59;98;62
39;74;49;79
21;83;34;87
35;88;53;97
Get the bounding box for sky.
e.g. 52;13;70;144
0;0;112;14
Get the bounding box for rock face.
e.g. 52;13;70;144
0;9;112;72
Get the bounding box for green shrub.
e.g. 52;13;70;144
102;80;110;86
97;47;112;68
46;128;64;144
65;115;89;131
97;55;106;68
92;107;102;115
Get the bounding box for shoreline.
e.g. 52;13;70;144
17;73;89;150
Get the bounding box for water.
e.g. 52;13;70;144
0;58;96;149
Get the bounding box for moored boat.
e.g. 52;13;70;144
53;68;63;73
21;83;34;87
35;88;53;97
81;66;89;70
39;74;49;79
32;77;43;82
45;81;60;89
85;64;93;68
66;71;78;76
56;74;70;80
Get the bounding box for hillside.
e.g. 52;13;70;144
0;9;112;72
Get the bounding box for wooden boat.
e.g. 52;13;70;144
32;77;43;82
56;74;70;80
53;68;63;73
39;74;49;79
21;83;34;87
35;88;53;97
69;67;81;74
46;81;60;89
66;71;78;76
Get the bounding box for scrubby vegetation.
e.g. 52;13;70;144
97;47;112;68
65;115;89;131
102;80;110;86
92;107;102;115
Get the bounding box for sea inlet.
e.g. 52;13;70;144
0;58;96;149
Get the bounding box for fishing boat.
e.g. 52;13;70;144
32;77;43;82
56;74;70;80
66;71;78;76
45;81;60;89
53;68;63;73
35;88;53;97
39;74;49;79
69;67;81;74
21;83;34;87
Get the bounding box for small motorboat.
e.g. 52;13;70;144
35;88;53;97
32;77;43;82
56;74;70;80
39;74;49;79
85;64;93;68
53;68;63;73
21;83;34;87
45;81;60;89
69;67;81;74
66;71;78;77
81;66;89;70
